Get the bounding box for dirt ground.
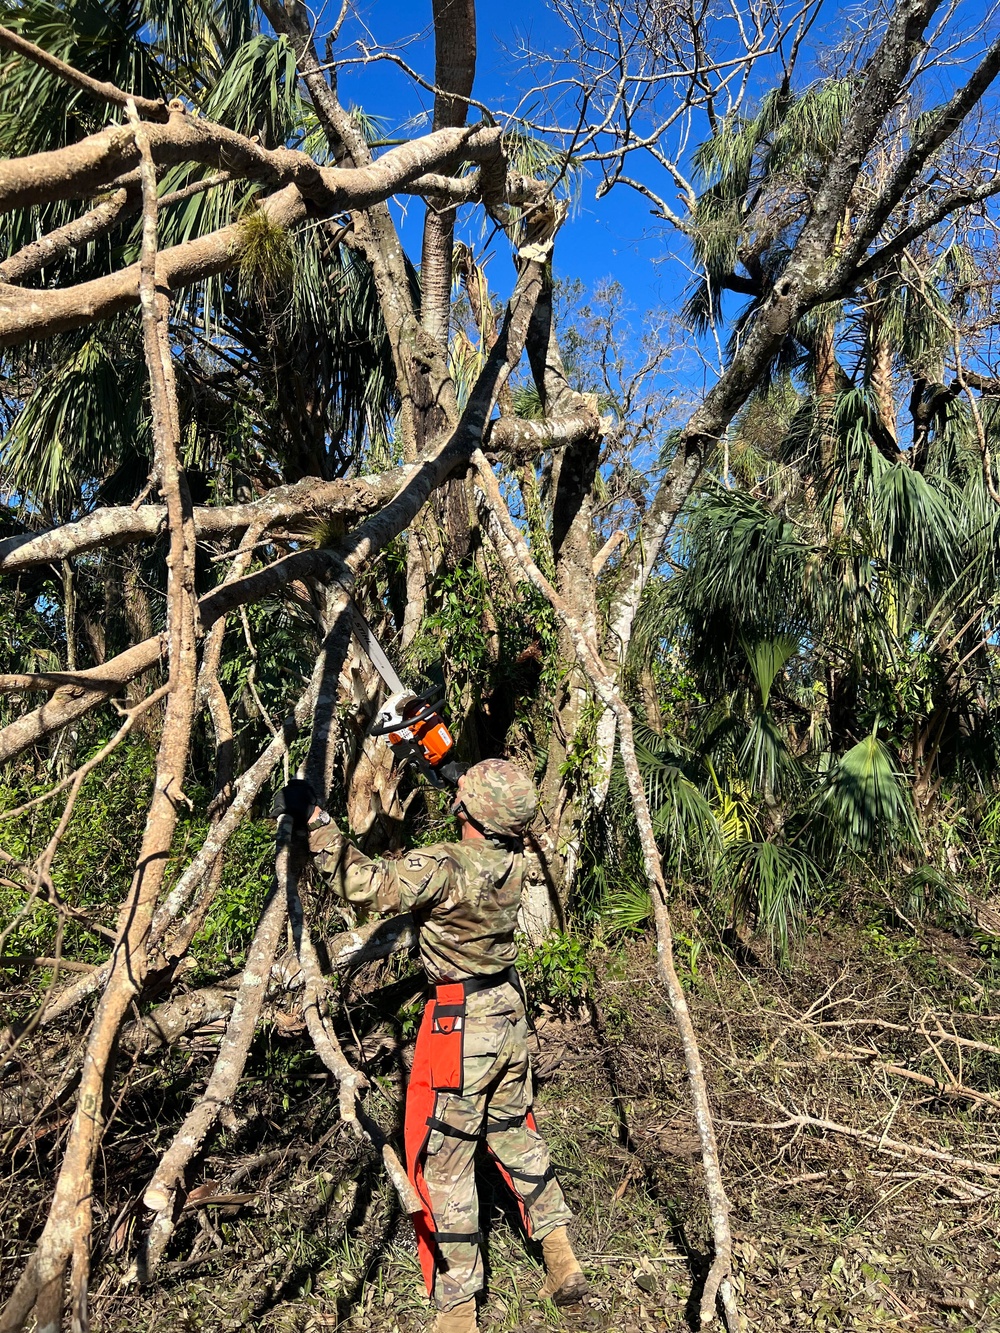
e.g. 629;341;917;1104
4;914;1000;1332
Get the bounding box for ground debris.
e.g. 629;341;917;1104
4;921;1000;1330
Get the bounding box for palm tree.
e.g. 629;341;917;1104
0;0;399;686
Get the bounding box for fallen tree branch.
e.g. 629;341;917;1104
126;915;417;1048
728;1110;1000;1179
773;1046;1000;1113
140;859;290;1273
0;410;584;576
799;1014;1000;1058
472;450;741;1330
130;982;238;1051
0;955;97;974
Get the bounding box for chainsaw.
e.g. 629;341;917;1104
346;602;463;788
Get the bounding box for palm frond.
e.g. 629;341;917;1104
721;839;821;955
872;465;959;589
817;733;918;854
1;323;146;509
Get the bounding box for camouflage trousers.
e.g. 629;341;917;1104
405;979;573;1312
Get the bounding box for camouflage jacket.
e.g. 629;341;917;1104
308;823;523;984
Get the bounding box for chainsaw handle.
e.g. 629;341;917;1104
368;696;446;737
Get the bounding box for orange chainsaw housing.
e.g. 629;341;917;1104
388;699;455;770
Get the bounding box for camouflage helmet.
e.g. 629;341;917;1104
456;759;538;837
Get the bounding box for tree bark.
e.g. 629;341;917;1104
530;276;603;900
2;103;200;1333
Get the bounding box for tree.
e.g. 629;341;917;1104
3;0;1000;1328
517;0;1000;841
0;2;592;1326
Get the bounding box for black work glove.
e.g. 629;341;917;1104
269;779;317;828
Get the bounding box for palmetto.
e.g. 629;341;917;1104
591;84;1000;951
0;0;396;524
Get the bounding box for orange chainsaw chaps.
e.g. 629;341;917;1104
404;985;467;1296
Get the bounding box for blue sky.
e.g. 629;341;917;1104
330;0;687;319
265;0;1000;421
324;0;1000;314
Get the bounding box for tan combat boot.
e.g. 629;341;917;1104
434;1298;478;1332
538;1226;589;1304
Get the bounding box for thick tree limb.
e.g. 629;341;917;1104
0;472;407;574
133;914;418;1047
0;172;233;287
485;408;606;457
405;167;545;206
0;673;93;693
133;982;238;1051
0;183;301;345
328;913;417;970
0;114;520;348
0;414;587;578
0;186;135;284
0;102;502;214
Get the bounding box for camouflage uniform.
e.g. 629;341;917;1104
308;765;572;1313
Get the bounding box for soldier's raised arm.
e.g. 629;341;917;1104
270;779;456;917
307;820;452;916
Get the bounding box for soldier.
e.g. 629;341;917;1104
275;759;588;1333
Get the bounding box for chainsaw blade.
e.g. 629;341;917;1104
348;603;407;695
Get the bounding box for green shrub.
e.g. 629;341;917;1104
518;932;593;1009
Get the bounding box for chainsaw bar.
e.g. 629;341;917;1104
346;600;461;787
347;602;407;695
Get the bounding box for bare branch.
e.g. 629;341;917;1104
0;23;169;121
471;451;740;1329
